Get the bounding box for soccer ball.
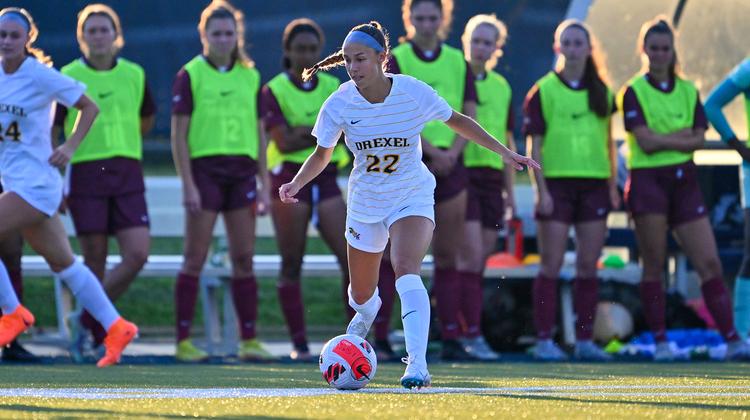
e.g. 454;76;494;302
319;334;377;390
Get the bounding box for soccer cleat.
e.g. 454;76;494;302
238;338;275;361
96;318;138;368
0;305;35;347
573;340;613;361
346;312;376;339
440;339;477;361
461;336;501;361
1;340;40;363
532;339;569;361
175;339;209;362
653;341;675;362
400;356;431;390
726;340;750;361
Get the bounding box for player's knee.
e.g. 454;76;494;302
122;248;149;270
229;250;254;275
390;255;421;278
279;260;303;280
698;257;723;280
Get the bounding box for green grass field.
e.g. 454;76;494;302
0;363;748;418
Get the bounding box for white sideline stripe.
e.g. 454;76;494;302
1;386;749;400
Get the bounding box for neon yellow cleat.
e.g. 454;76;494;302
175;339;208;362
238;338;275;361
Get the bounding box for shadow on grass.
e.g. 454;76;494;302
2;404;286;419
492;393;750;412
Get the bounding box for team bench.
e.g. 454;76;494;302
21;178;644;355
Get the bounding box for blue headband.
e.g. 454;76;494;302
342;30;384;53
0;11;31;32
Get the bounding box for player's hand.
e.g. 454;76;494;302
536;191;554;216
279;181;301;204
256;186;271;216
502;149;541;171
183;183;202;214
609;183;622;210
48;143;74;169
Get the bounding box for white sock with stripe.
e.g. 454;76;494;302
396;274;430;366
58;260;119;330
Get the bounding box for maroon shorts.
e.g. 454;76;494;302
271;162;341;205
535;178;611;224
425;151;468;203
67;157;149;235
191;156;257;212
625;161;707;227
466;167;505;229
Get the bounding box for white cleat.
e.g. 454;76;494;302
346;312;375;339
461;336;500;361
574;340;613;361
400;357;431;390
653;342;675;362
532;339;568;361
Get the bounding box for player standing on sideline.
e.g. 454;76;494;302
619;17;750;360
52;4;154;361
170;0;272;362
453;14;513;361
279;21;538;388
705;57;750;341
524;20;618;361
386;0;479;361
0;7;137;367
262;18;352;362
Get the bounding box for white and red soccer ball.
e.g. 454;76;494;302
319;334;377;390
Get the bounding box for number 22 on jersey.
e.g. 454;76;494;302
366;154;399;174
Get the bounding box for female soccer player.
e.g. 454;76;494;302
454;14;514;361
705;57;750;340
52;3;154;359
619;17;749;360
0;7;137;367
170;0;272;362
384;0;478;361
279;21;537;388
262;18;351;361
524;20;618;361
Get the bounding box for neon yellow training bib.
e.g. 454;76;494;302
391;43;465;148
184;56;260;159
464;70;511;170
62;58;145;163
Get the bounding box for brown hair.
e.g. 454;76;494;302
198;0;254;67
0;7;51;65
76;4;125;57
638;15;681;79
302;21;390;82
400;0;454;43
554;19;610;118
461;14;508;71
282;18;325;70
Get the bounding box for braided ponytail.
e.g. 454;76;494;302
302;50;344;82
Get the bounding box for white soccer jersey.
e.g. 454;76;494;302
313;74;453;223
0;57;85;214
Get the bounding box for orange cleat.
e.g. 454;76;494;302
0;305;35;347
96;318;138;368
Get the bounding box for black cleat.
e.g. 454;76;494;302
2;340;40;363
440;339;477;361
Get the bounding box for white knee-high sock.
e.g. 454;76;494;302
396;274;430;365
0;259;20;314
58;260;119;330
348;286;381;319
